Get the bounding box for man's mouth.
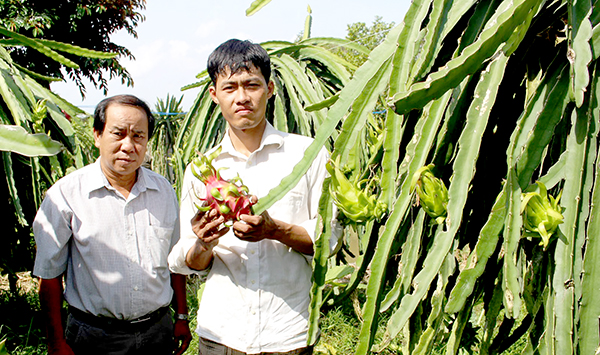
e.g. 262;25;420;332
118;157;135;164
236;107;252;113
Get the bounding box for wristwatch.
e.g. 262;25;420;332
175;313;189;321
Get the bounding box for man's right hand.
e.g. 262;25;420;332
186;209;230;270
39;278;74;355
191;208;229;249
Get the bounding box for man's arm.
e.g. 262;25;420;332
170;273;192;355
185;209;230;270
234;211;314;255
267;217;314;255
39;277;74;355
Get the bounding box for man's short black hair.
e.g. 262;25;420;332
93;94;155;138
207;39;271;85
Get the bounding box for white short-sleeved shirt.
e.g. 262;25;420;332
168;122;336;353
33;160;180;320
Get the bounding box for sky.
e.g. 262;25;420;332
52;0;410;113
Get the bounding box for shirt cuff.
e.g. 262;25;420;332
168;237;210;276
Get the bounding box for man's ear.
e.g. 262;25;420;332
209;86;219;104
267;81;274;99
93;130;101;148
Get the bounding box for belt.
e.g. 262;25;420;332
68;306;169;330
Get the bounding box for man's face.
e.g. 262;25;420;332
209;65;274;134
94;103;149;182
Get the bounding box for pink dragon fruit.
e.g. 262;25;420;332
191;147;254;223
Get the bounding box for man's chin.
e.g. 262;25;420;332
229;118;265;132
114;161;141;175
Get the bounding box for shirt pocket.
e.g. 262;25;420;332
269;181;308;222
148;226;173;268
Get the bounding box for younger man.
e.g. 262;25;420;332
168;39;335;354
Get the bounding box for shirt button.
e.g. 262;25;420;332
134;286;139;291
251;280;255;285
250;250;256;255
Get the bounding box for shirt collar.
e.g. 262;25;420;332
86;159;158;194
218;121;284;158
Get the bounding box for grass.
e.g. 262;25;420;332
0;277;46;355
1;272;527;355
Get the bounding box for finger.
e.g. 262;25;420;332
182;334;192;352
233;229;250;241
191;209;205;223
192;208;219;224
207;208;219;219
233;220;252;234
202;225;230;243
238;214;263;228
203;215;226;233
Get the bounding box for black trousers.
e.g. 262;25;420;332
65;310;174;355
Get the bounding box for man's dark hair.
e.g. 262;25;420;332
207;39;271;85
93;94;155;138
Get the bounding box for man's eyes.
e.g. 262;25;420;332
111;131;145;140
221;83;261;91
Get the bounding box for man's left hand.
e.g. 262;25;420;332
173;319;192;355
232;210;278;242
232;195;277;242
232;195;314;255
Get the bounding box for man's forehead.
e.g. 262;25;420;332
105;104;149;129
217;64;264;81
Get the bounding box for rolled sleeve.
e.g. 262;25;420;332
168;165;208;276
33;189;72;279
167;237;203;275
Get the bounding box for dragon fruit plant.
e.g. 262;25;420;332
410;164;449;225
326;159;387;226
191;146;254;224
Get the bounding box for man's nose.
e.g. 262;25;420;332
235;87;250;103
120;135;135;151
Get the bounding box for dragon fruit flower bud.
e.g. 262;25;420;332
411;164;448;225
521;181;564;249
326;160;387;225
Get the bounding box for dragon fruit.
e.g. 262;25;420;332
191;147;254;223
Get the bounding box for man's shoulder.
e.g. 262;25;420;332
49;163;97;190
280;132;329;160
140;167;176;191
40;163;99;206
280;131;315;148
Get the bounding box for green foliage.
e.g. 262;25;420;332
0;0;146;96
332;16;395;68
0;30;99;294
245;0;272;16
250;0;600;354
0;279;45;355
148;94;185;184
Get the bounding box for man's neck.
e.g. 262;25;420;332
101;165;137;198
228;121;266;157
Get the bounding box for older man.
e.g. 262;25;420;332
33;95;192;355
